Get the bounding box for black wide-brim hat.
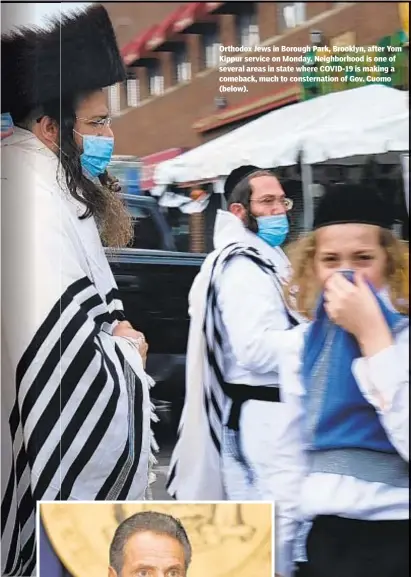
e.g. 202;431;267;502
314;156;396;230
1;4;126;122
313;182;395;230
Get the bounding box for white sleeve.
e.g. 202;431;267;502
274;326;308;577
217;256;292;374
352;326;409;461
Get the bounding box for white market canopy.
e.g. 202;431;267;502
153;85;409;190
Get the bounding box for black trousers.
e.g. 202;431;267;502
305;515;409;577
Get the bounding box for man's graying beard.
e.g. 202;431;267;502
97;172;134;248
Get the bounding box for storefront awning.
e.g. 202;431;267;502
206;2;226;13
205;2;236;14
193;87;301;132
146;6;187;51
140;148;186;190
173;2;218;34
153;85;409;187
122;26;157;66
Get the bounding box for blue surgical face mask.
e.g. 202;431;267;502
76;133;114;177
256;214;289;247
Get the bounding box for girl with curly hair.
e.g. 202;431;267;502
276;182;409;577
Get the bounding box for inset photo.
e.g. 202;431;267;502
38;501;273;577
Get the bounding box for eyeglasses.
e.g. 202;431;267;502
75;116;112;130
250;196;293;211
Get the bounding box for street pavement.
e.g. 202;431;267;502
150;443;173;500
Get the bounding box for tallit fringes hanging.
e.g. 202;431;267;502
145;369;159;501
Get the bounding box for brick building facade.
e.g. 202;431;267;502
104;1;405;158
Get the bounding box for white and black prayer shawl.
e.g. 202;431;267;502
1;131;154;576
167;242;302;500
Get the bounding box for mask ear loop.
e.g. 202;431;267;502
246;207;258;233
35;116;71;159
229;177;259;233
47;128;85;183
244;178;258;233
44;135;70;159
73;128;84;141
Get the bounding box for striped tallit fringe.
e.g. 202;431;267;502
101;352;143;501
1;440;36;576
167;243;302;497
146;374;159;501
2;277;145;575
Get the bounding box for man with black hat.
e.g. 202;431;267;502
1;6;153;576
167;165;304;576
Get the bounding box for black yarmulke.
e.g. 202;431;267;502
224;165;262;198
313;183;394;230
1;4;126;121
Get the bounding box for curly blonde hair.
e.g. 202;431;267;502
285;228;409;320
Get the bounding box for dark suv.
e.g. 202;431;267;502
107;194;205;437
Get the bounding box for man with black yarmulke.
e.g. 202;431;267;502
168;164;305;577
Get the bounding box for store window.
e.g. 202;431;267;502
173;44;192;83
279;2;306;31
108;83;121;115
201;27;220;68
235;4;259;47
126;72;140;107
147;60;164;96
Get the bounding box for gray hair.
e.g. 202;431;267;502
109;511;192;574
